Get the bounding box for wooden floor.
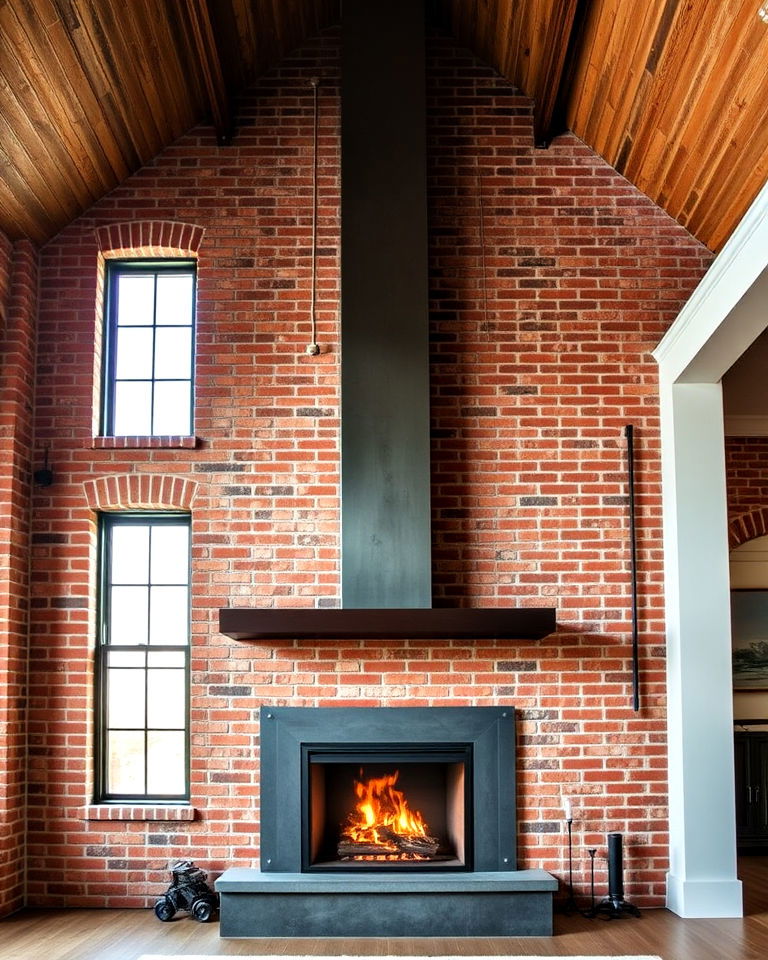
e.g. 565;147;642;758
1;858;767;960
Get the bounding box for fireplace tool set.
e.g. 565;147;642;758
562;808;640;919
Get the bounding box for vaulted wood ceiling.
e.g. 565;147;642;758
1;0;767;252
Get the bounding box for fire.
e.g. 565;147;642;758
340;770;437;861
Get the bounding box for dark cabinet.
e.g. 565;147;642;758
734;732;768;852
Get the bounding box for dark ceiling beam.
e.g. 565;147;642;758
533;0;586;148
183;0;234;145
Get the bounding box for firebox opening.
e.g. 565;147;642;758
303;745;473;871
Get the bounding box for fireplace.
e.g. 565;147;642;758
306;744;471;870
259;706;516;873
216;705;557;937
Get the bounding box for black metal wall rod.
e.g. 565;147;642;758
626;424;640;712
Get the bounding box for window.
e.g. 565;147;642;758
102;261;195;436
97;514;190;801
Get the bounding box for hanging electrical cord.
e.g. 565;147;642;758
476;157;490;342
306;77;321;356
476;155;500;593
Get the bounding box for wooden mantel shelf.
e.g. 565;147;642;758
218;607;557;641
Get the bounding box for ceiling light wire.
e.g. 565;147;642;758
476;157;490;343
306;77;321;356
476;155;499;586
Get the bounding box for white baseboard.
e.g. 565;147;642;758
666;872;743;917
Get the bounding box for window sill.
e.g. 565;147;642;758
84;804;196;822
92;436;198;450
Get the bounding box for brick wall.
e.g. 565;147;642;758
726;437;768;546
25;28;713;912
0;235;37;916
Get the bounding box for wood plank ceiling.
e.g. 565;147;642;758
1;0;767;252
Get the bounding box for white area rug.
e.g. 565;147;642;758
138;955;663;960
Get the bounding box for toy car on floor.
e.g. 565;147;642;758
154;859;218;922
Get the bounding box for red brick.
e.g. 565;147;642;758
11;28;718;914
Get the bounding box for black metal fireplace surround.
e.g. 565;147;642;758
215;706;557;937
263;706;509;873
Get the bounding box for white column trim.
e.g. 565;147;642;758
655;176;768;918
654;178;768;383
660;382;741;918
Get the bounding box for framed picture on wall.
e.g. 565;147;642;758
731;589;768;689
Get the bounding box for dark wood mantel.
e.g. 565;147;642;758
219;607;556;641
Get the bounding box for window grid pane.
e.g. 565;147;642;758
156;273;194;324
113;382;152;435
151;381;192;436
115;326;154;378
105;263;195;438
153;327;192;379
107;667;146;728
99;515;190;801
150;525;189;584
147;731;187;795
107;731;146;795
109;586;149;646
148;586;189;645
117;274;155;326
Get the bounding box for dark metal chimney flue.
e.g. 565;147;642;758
218;2;559;642
340;0;431;608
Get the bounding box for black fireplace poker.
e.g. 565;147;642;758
561;812;579;915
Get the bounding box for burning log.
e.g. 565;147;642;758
395;834;440;857
338;769;440;860
338;825;440;859
337;840;394;858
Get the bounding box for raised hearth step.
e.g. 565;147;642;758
215;866;557;893
215;867;558;938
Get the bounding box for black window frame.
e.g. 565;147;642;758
96;512;191;803
101;259;197;437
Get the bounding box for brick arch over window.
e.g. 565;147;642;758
728;508;768;550
95;221;204;259
83;474;198;512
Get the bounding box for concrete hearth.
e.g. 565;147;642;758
215;868;558;937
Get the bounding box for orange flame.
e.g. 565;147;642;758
343;770;429;849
